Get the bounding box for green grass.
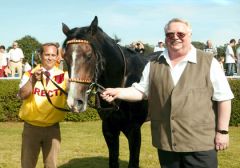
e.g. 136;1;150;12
0;121;239;168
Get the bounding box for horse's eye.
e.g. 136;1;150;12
86;53;92;59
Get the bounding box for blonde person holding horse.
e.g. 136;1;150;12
18;43;68;168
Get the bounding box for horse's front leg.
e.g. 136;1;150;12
123;124;142;168
102;119;120;168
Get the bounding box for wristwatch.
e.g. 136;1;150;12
217;130;229;134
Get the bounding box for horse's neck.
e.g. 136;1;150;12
100;42;125;87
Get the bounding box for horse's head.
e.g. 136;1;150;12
62;16;101;112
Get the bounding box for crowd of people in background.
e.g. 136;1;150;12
0;41;64;78
1;38;240;79
131;38;240;77
0;41;24;78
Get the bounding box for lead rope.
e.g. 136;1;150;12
41;72;71;112
87;82;119;111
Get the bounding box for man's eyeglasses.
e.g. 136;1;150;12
165;32;186;40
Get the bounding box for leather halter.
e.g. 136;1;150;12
68;78;92;84
66;39;92;84
65;38;126;112
66;39;89;45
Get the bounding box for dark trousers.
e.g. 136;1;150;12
157;149;217;168
226;63;235;76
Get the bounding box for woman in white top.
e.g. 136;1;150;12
0;45;9;77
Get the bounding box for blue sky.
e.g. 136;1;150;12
0;0;239;48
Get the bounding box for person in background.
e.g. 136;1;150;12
204;40;218;57
22;58;32;73
133;41;145;54
33;49;42;67
218;56;225;71
101;18;233;168
236;39;240;75
18;43;68;168
225;39;236;76
8;41;24;77
55;42;64;70
154;40;165;52
0;45;9;77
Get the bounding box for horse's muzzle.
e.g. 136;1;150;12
67;98;87;113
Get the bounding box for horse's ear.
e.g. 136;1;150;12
88;16;98;35
62;23;70;36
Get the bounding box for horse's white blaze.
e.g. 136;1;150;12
66;47;88;112
67;50;77;107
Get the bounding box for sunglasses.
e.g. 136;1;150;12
165;32;186;40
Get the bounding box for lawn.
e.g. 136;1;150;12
0;121;239;168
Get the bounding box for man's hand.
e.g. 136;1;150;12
215;133;229;151
100;87;145;102
100;88;120;103
31;68;43;82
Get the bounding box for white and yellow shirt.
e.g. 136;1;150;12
19;65;68;127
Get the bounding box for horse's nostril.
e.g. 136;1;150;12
77;100;83;106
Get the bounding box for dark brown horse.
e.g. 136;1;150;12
62;16;148;168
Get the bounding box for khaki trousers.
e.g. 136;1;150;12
9;61;23;77
21;122;61;168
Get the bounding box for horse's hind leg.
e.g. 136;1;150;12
123;124;141;168
102;120;120;168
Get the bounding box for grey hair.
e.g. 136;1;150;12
164;18;192;33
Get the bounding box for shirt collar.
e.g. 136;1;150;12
41;66;55;77
159;45;197;64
